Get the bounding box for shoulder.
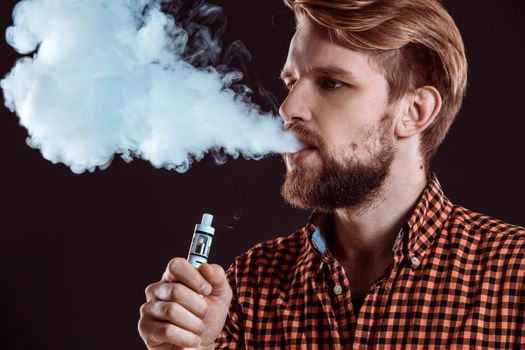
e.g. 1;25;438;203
447;205;525;260
449;205;524;237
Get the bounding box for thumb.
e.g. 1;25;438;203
198;263;232;299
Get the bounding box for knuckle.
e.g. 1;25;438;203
196;321;207;336
199;301;209;317
159;323;173;339
188;334;201;347
137;318;153;342
170;283;182;300
137;323;149;343
144;283;156;298
137;317;145;333
163;303;180;320
160;324;199;347
140;301;153;317
159;302;169;317
139;302;149;316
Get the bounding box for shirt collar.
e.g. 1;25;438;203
304;174;453;267
404;173;453;267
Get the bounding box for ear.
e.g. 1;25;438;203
395;86;442;138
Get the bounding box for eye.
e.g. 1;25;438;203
319;78;343;90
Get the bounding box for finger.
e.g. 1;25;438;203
145;282;208;318
138;317;201;349
141;300;206;336
198;263;232;298
145;281;164;302
162;258;212;296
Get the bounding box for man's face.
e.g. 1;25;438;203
279;18;398;212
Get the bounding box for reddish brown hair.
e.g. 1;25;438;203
283;0;468;168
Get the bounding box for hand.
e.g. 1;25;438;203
138;258;233;350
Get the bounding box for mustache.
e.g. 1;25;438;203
284;123;325;151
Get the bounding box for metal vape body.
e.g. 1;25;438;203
187;213;215;269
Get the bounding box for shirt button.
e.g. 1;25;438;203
410;256;420;267
333;284;343;295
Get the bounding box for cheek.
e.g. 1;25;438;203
316;108;381;146
324;126;383;162
320;125;364;156
314;94;391;159
359;118;395;156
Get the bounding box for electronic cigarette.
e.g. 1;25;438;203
187;213;216;269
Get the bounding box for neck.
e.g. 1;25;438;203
331;152;428;268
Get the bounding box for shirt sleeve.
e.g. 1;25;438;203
214;261;245;349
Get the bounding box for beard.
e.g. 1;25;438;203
281;113;396;213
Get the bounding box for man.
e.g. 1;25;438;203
138;0;525;348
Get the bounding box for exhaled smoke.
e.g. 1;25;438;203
1;0;302;173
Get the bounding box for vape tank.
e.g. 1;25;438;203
187;213;215;269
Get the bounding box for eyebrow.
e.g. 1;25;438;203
279;65;357;81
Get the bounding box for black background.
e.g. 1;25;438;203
0;1;524;349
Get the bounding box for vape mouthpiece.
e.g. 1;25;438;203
187;213;216;269
201;213;213;227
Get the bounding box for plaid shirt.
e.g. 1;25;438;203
215;175;525;349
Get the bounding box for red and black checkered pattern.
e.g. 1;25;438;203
215;175;525;349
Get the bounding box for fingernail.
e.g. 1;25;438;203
202;283;212;295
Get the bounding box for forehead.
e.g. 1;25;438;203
283;18;380;80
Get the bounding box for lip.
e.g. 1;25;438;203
289;147;316;162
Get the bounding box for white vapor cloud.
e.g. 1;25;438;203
1;0;302;173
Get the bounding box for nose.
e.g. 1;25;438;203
279;81;313;128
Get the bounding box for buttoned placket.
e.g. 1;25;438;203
315;254;344;345
378;228;406;306
352;228;407;347
311;225;363;321
325;253;355;345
